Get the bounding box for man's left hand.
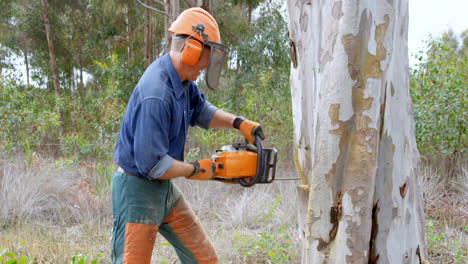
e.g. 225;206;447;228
233;117;265;144
186;159;214;180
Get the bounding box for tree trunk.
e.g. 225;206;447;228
183;0;195;8
201;0;211;13
41;0;60;97
79;44;84;98
153;16;159;60
171;0;180;31
125;5;133;63
164;0;171;53
145;0;151;68
23;49;30;88
248;1;252;25
287;0;428;263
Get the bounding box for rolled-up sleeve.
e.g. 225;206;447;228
195;101;218;129
189;84;218;129
133;98;173;180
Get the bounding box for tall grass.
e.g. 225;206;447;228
2;153;466;263
0;154;301;263
0;154;111;226
418;164;468;262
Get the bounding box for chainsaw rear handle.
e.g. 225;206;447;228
239;134;263;187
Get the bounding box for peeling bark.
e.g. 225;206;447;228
287;0;427;262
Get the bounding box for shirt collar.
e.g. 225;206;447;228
162;53;185;99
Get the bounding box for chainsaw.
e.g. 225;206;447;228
205;134;278;187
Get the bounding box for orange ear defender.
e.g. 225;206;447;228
181;38;203;66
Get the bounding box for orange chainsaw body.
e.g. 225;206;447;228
212;151;257;179
200;139;277;187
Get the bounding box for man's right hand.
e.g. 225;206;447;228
186;159;214;180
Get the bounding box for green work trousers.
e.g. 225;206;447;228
110;170;218;264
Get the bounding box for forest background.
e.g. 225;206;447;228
0;0;466;263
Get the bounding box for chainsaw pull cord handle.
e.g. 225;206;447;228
239;134;263;187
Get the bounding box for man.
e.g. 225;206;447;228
111;8;264;264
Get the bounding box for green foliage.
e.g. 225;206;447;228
68;252;106;264
91;162;114;198
233;196;298;263
202;1;292;157
59;134;92;160
1;0;293;165
0;76;60;154
426;218;468;262
0;243;31;264
0;67;125;161
411;32;467;174
92;53;143;101
184;147;200;163
0;243;107;264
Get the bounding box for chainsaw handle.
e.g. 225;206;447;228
239;134;263;187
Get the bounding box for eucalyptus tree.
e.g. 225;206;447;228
287;0;427;262
41;0;61;96
19;0;75;93
0;0;33;85
411;32;468;179
136;0;179;55
0;0;15;76
230;0;264;24
61;0;90;97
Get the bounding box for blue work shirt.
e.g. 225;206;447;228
113;54;218;180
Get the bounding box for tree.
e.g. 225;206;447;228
230;0;264;24
0;0;16;77
411;32;467;178
0;0;33;85
287;0;427;262
136;0;179;56
41;0;61;97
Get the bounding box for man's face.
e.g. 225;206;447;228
187;46;210;81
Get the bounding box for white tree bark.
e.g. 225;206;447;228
287;0;427;263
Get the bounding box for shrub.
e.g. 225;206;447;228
411;33;467;177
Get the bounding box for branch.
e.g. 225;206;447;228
135;0;169;16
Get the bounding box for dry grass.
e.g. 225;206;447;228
0;154;301;263
1;153;466;263
418;164;468;263
0;153;112;263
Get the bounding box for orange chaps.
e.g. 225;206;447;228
111;171;218;264
122;198;218;264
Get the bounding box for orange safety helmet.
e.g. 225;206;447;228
169;7;221;44
168;7;229;90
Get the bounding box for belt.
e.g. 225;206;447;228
117;167;135;176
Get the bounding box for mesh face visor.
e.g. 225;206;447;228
205;42;229;90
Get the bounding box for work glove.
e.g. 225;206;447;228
186;159;214;180
233;116;265;145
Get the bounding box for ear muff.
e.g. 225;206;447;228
181;38;203;66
